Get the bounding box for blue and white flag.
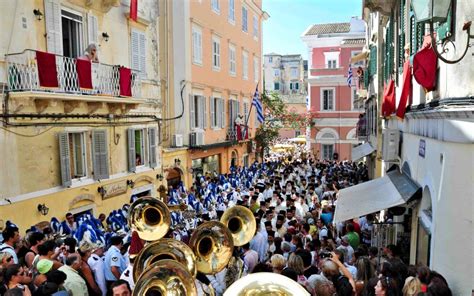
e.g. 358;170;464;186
347;65;353;87
252;84;264;123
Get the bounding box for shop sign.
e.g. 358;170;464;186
102;181;128;199
419;139;426;158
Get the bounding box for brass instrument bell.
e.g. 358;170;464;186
133;259;197;296
133;238;197;282
220;205;256;246
224;272;311;296
128;197;171;241
189;221;234;274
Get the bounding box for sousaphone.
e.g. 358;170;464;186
189;221;234;274
133;259;197;296
224;272;310;296
133;238;197;282
220;205;256;246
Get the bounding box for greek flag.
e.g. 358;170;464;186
347;65;353;87
252;84;264;123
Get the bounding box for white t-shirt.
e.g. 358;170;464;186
0;243;18;264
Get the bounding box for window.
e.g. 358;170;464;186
327;60;337;68
211;0;220;13
242;6;248;32
229;99;240;129
321;88;334;111
274;82;280;90
291;67;298;78
228;0;235;23
127;127;158;172
134;129;146;166
229;44;236;76
212;36;220;70
59;130;109;187
295;130;301;137
243;101;249;122
274;69;280;77
210;97;225;128
324;51;339;69
253;15;258;38
131;29;146;77
61;9;84;58
253;56;259;82
352;87;363;110
269;56;273;63
295;82;299;90
242;51;248;80
192;25;202;65
322;144;334;160
68;133;86;178
190;95;207;129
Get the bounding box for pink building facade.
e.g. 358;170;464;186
302;18;366;161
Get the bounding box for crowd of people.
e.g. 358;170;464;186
0;151;453;295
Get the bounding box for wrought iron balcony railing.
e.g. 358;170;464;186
5;49;141;98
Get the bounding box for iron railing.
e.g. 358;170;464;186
5;49;141;98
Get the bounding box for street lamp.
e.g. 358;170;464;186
412;0;473;64
37;204;49;216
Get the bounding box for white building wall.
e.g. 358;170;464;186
401;132;473;295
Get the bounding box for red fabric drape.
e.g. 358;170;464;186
236;124;242;141
413;46;437;91
130;0;138;21
119;67;132;97
396;61;412;119
75;59;93;89
382;79;396;117
36;51;58;88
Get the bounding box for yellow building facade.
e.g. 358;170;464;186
0;0;163;232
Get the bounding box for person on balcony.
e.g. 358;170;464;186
79;44;99;63
356;114;367;138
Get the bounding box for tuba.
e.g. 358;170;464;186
220;205;256;246
189;221;234;274
224;272;311;296
128;196;187;241
133;238;197;282
133;259;197;296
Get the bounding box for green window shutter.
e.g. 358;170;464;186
410;11;416;55
388;14;394;79
92;130;109;180
148;127;157;168
127;128;136;173
58;132;72;187
364;67;369;89
398;0;406;69
369;45;377;77
436;4;453;40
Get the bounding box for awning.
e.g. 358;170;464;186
351;142;375;161
334;170;421;223
351;51;369;63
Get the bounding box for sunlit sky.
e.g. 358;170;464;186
262;0;363;59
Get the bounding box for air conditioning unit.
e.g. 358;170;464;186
382;129;400;161
171;134;183;147
190;131;205;147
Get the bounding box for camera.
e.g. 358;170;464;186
319;252;332;259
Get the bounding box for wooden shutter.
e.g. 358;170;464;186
219;99;225;128
139;32;146;78
92;130;109;180
127;129;136;172
58;132;71;187
44;0;63;54
131;30;140;71
202;96;207;129
398;0;406;69
148;127;157;168
228;99;233;129
88;13;98;45
210;97;215;128
190;94;196;129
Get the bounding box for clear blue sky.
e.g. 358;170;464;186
263;0;362;59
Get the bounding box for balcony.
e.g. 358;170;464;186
227;125;249;142
5;50;143;114
310;64;345;77
356;121;368;141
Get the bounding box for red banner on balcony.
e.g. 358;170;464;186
382;79;396;117
396;61;412;119
75;59;93;90
413;46;437;91
119;67;132;97
130;0;138;22
36;51;58;88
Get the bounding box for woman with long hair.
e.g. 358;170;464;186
355;256;375;295
374;276;398;296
